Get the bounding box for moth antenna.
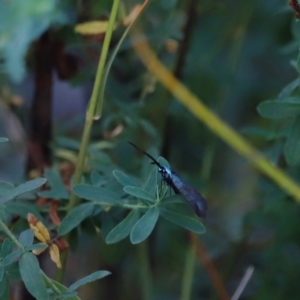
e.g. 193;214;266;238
128;142;162;168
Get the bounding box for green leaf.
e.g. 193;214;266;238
0;266;4;281
90;171;105;186
58;203;95;236
0;275;9;299
130;207;159;244
4;202;43;220
0;239;13;259
0;137;8;143
19;252;49;300
160;195;185;205
143;165;158;194
113;170;140;187
18;229;34;247
284;116;300;165
106;210;140;244
48;280;80;300
0;178;47;204
2;250;22;266
68;270;111;291
38;168;69;199
124;186;155;202
73;184;120;205
257;98;300;119
278;78;299;99
159;208;206;234
6;262;21;280
0;181;14;197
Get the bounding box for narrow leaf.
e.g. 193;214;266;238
113;170;140;187
75;21;115;35
0;275;8;299
160;208;206;234
4;202;43;219
143;165;158;194
0;181;13;197
160;195;185;205
68;270;111;291
2;250;22;266
18;229;34;247
0;239;13;259
106;210;140;244
73;185;120;205
124;186;155;202
58;203;95;236
38;168;69;199
19;252;49;300
0;178;47;204
47;280;80;300
130;206;159;244
278;78;299;99
0;266;4;281
257;98;300;119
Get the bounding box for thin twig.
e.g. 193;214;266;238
231;266;254;300
189;232;230;300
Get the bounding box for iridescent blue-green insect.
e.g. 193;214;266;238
129;142;207;218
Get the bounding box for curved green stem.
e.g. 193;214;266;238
58;0;121;283
67;0;120;211
0;218;25;252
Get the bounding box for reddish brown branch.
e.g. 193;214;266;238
189;232;230;300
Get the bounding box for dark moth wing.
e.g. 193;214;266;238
168;171;207;218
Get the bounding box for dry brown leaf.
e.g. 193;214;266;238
49;244;62;268
50;200;61;226
27;213;50;243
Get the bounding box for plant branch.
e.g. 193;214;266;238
131;32;300;203
67;0;121;212
189;232;230;300
0;218;25;252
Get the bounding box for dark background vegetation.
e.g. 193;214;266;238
1;0;300;299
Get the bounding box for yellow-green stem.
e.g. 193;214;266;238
57;0;121;283
0;218;25;252
67;0;120;211
132;37;300;203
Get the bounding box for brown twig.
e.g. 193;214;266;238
189;232;230;300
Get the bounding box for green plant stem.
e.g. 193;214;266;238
180;246;196;300
57;0;121;283
67;0;120;212
0;218;25;252
138;241;153;300
42;271;61;295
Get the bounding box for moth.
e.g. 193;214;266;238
129;142;207;217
